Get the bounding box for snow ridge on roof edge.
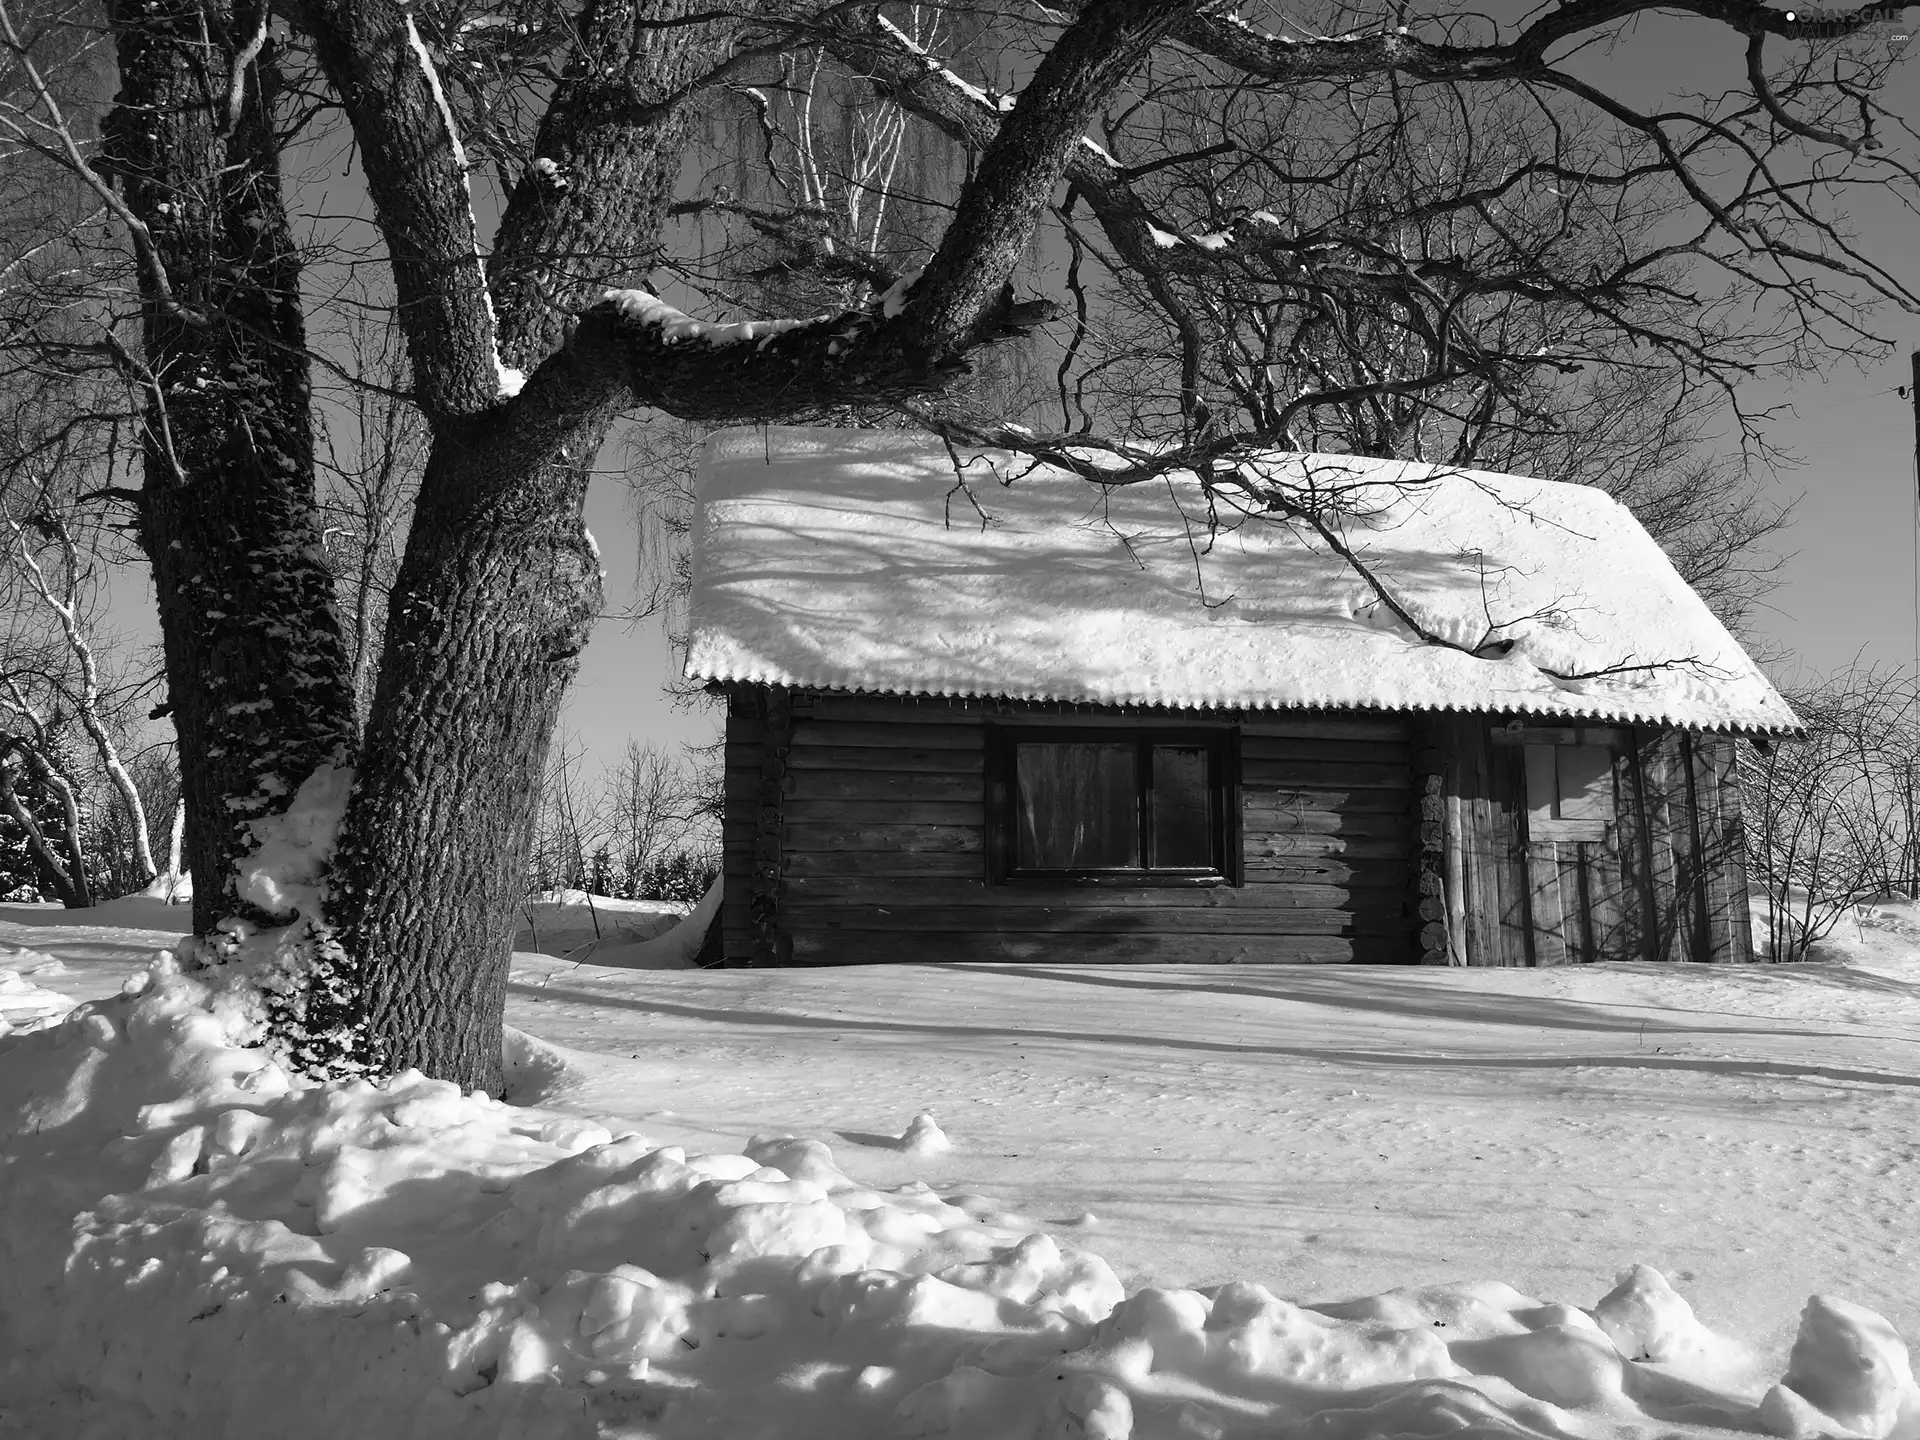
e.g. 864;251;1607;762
684;428;1802;739
687;667;1802;737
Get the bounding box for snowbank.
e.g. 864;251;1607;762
571;878;719;969
138;870;192;905
6;951;1919;1439
515;890;690;962
0;954;75;1037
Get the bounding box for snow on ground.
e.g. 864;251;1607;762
4;893;1920;1438
516;890;690;963
0;959;76;1037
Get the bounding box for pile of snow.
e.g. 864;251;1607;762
515;888;696;965
1764;1296;1920;1440
6;951;1920;1438
899;1111;951;1157
0;953;76;1037
138;870;192;905
563;879;719;969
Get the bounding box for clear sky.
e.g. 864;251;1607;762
561;474;721;774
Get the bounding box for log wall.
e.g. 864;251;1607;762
721;688;1754;967
721;689;1418;965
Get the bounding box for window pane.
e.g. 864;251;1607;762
1150;745;1213;867
1524;745;1558;823
1556;746;1615;822
1016;743;1139;868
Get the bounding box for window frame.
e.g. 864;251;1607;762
984;725;1240;886
1522;741;1619;843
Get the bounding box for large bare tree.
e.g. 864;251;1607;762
3;0;1915;1088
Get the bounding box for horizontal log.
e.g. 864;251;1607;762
1244;832;1411;860
799;693;1412;736
1241;718;1413;744
780;930;1416;965
800;696;1236;728
779;749;1414;788
784;769;981;803
790;720;983;750
777;854;1408;886
1239;738;1412;766
1242;792;1412;821
778;902;1410;937
783;821;984;853
764;802;1413;844
1241;759;1411;790
1242;859;1410;887
783;798;983;827
779;876;1408;908
784;849;989;878
788;745;985;774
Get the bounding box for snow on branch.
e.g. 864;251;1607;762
402;9;471;175
549;285;1055;423
400;6;519;400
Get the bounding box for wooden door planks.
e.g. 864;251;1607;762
1689;734;1753;963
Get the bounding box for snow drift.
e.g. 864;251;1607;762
5;948;1918;1439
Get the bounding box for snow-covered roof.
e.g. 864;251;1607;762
685;428;1798;734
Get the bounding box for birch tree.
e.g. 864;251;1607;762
3;507;156;880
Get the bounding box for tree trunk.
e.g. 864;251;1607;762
319;1;721;1090
106;0;359;935
330;406;613;1087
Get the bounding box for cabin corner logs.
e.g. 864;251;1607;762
719;686;1754;967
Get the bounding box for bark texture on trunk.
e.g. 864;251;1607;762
487;0;718;367
290;0;500;419
899;0;1197;357
331;401;614;1086
107;0;358;936
319;3;721;1088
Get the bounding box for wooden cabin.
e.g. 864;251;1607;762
687;429;1798;968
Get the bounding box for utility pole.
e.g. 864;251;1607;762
1911;349;1920;897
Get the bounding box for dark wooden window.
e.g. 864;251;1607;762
987;728;1236;883
1524;743;1616;842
